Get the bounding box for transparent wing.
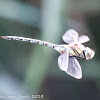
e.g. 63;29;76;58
62;29;79;44
78;35;90;44
58;49;69;71
66;57;82;79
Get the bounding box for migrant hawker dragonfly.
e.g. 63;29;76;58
1;29;95;79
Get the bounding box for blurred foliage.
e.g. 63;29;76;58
0;0;100;100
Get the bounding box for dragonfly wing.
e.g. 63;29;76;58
62;29;79;44
66;57;82;79
58;49;69;71
78;35;90;44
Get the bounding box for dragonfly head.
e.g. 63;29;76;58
84;47;95;60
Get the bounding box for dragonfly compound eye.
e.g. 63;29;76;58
85;47;95;60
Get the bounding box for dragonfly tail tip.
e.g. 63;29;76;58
1;36;6;39
1;36;4;38
1;36;9;40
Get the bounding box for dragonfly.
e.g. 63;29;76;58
1;29;95;79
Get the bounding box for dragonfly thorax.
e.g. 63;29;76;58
68;44;85;58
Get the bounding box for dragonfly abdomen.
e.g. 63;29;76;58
1;36;66;53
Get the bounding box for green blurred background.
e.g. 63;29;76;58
0;0;100;100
